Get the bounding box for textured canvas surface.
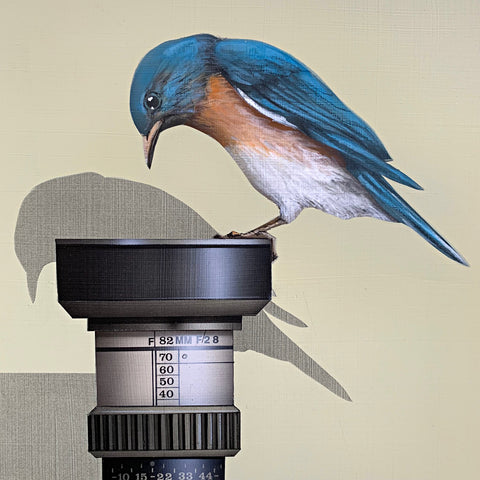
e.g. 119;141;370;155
0;374;100;479
1;1;479;479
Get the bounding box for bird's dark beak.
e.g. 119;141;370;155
143;120;164;169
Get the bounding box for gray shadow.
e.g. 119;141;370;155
14;172;350;401
0;373;99;479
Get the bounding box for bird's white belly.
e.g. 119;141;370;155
225;142;391;223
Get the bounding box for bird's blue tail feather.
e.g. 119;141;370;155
353;170;468;266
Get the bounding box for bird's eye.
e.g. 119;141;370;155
144;93;161;111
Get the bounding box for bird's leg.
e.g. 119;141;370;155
244;216;287;235
216;216;286;239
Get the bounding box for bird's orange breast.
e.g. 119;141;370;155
186;75;346;168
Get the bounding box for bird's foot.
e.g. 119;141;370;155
214;231;241;239
214;230;278;261
215;230;272;239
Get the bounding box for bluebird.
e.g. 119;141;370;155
130;34;467;265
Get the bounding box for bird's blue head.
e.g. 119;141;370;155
130;34;218;167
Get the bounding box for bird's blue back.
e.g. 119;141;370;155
214;38;422;190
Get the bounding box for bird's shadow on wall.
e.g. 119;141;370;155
14;172;350;401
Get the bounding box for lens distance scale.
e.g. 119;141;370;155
103;458;225;480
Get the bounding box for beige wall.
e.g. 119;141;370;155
1;1;479;478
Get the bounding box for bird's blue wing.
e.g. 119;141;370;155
214;39;422;190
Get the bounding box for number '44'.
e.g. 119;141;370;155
199;473;213;480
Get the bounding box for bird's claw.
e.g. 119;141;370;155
214;230;278;261
214;231;240;239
